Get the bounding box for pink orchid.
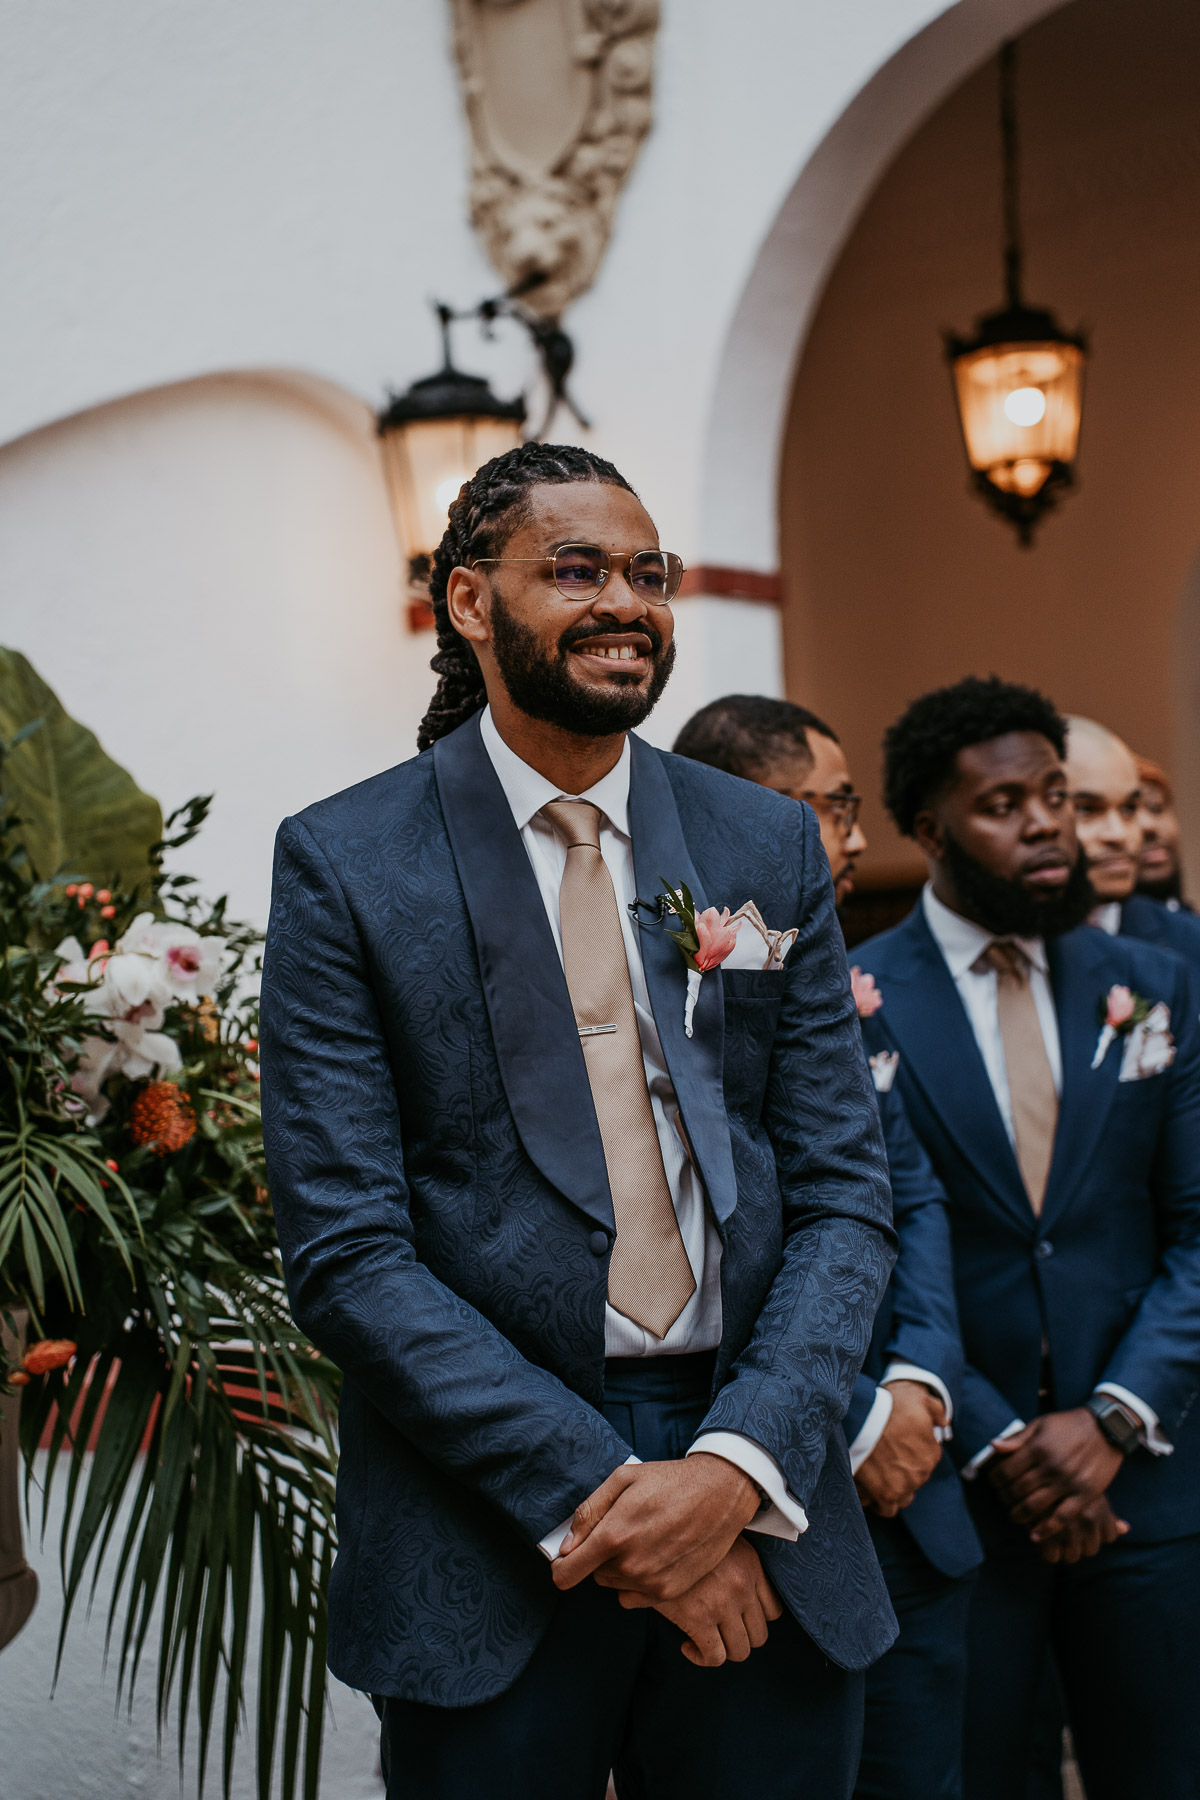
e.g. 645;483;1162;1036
1106;985;1136;1028
167;943;204;979
851;967;883;1018
693;906;740;973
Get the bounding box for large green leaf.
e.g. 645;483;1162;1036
0;647;162;887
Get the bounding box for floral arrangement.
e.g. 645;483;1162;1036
0;682;338;1800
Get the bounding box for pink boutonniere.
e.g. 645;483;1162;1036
656;880;740;1037
850;967;883;1019
1092;983;1151;1069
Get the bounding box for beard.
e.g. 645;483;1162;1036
1138;869;1183;904
942;830;1095;939
489;595;676;736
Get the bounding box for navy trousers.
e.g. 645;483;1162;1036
854;1514;975;1800
379;1354;865;1800
963;1487;1200;1800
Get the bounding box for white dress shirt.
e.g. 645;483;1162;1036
477;709;809;1548
921;884;1169;1464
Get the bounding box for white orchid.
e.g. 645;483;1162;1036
118;912;227;1004
51;915;227;1122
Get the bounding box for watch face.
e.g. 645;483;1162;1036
1096;1403;1140;1455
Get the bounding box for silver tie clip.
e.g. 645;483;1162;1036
578;1024;618;1038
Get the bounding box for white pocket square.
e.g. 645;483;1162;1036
720;901;798;973
869;1051;900;1094
1118;1003;1175;1082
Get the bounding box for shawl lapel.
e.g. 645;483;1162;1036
628;736;738;1225
432;715;614;1231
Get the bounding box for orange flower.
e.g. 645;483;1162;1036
130;1082;197;1155
23;1338;77;1375
9;1370;30;1387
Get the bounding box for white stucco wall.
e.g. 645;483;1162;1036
0;0;960;558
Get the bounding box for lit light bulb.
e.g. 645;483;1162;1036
435;474;466;515
1003;386;1046;427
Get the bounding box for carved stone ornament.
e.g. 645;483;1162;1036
449;0;659;318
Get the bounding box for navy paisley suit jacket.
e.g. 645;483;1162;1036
260;716;897;1704
857;907;1200;1542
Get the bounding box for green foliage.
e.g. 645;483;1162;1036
0;647;163;890
0;705;338;1800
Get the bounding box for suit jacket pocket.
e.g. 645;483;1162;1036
722;970;787;1000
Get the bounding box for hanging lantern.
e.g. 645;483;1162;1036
378;305;526;628
945;42;1087;546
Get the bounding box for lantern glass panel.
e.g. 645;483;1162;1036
951;340;1084;495
379;415;523;570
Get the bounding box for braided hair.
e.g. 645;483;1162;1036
416;442;636;750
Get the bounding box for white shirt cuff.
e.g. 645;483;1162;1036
537;1455;639;1561
882;1362;954;1439
1094;1383;1174;1455
848;1385;893;1474
961;1418;1025;1479
687;1432;808;1540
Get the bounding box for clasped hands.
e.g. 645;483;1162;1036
986;1408;1131;1563
551;1454;782;1668
855;1380;946;1517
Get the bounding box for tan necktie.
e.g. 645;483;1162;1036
977;940;1059;1214
541;800;696;1337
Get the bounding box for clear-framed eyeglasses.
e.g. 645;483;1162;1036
471;543;685;607
801;790;862;830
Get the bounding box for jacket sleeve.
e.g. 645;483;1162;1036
843;1374;883;1446
874;1083;965;1409
260;816;631;1545
693;806;897;1510
1098;961;1200;1435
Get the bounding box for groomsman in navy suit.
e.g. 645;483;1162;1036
1063;714;1200;978
855;677;1200;1800
675;695;981;1800
260;446;897;1799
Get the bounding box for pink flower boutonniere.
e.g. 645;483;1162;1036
1092;983;1151;1070
657;880;740;1037
850;967;883;1019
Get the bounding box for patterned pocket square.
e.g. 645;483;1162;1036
1118;1003;1175;1082
721;901;799;973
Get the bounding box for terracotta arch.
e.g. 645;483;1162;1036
697;0;1072;575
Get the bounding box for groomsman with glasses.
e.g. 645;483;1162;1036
854;677;1200;1800
675;695;982;1800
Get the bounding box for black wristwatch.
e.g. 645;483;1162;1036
1085;1394;1143;1457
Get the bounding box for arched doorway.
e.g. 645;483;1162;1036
768;0;1200;903
698;0;1069;577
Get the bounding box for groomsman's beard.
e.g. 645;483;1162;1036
488;595;676;736
942;831;1095;939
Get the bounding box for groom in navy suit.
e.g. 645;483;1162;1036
260;444;896;1799
855;678;1200;1800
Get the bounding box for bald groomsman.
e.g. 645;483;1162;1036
1063;716;1200;978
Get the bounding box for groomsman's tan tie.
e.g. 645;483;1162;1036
977;939;1059;1214
540;800;696;1337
